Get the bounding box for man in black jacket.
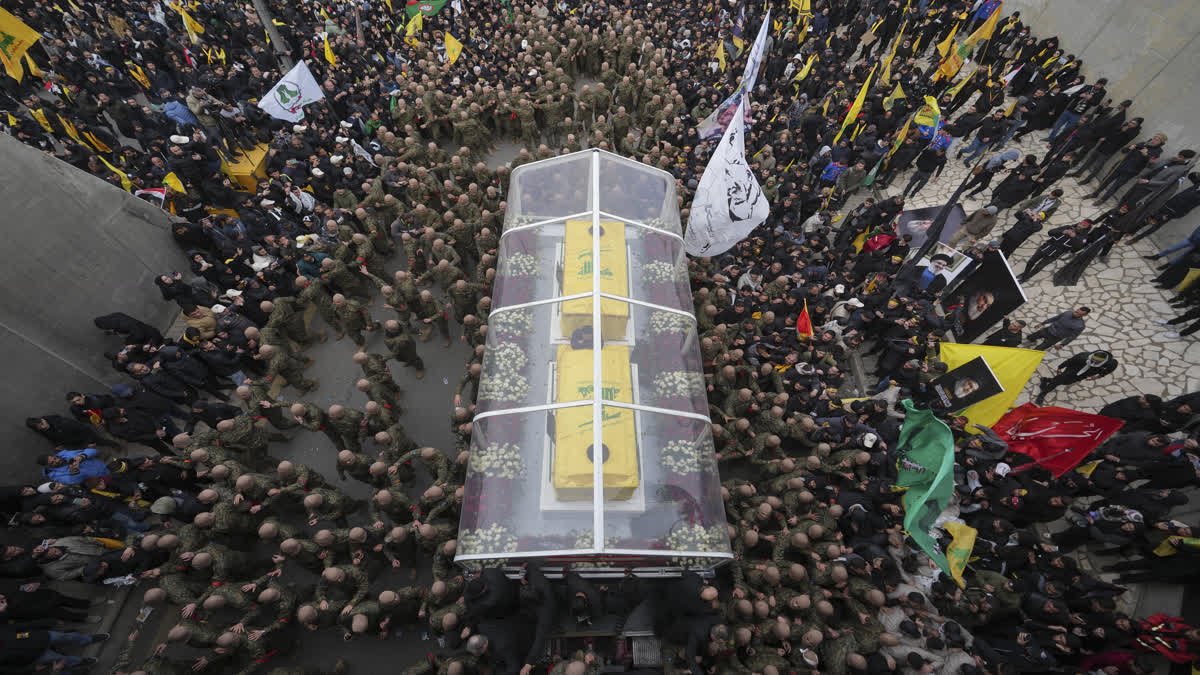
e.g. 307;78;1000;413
1035;350;1118;404
1017;222;1093;282
901;148;947;199
24;415;116;448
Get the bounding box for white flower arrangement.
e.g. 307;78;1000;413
491;309;534;335
469;441;527;479
478;342;531;403
647;311;694;336
664;523;727;568
661;439;715;475
642;260;685;285
501;252;541;278
653;370;705;399
478;373;531;403
459;523;519;557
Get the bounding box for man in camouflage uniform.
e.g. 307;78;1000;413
257;344;317;394
326;404;364;453
332;293;379;348
384;320;426;379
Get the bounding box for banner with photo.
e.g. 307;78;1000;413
926;356;1004;413
945;249;1027;343
896;203;967;250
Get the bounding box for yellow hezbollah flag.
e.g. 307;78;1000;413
0;8;42;82
943;521;976;588
833;62;877;143
444;32;463;64
887;112;914;161
962;0;1003;51
323;33;337;66
405;11;423;46
944;67;977;102
939;343;1044;427
23;52;42;79
936;22;959;57
793;53;816;81
880;20;906;85
163;172;186;194
715;39;726;72
179;8;205;44
883;83;905;111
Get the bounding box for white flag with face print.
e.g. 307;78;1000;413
684;100;769;257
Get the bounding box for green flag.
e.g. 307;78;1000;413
405;0;448;18
894;399;956;576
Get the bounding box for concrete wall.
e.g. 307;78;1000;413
0;135;186;473
1003;0;1200;246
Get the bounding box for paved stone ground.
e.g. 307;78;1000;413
870;130;1198;412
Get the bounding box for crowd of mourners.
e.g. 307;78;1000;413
5;0;1200;672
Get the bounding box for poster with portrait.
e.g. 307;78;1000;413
927;356;1005;413
895;203;968;249
945;249;1028;343
907;242;974;288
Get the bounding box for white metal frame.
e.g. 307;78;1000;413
462;149;733;567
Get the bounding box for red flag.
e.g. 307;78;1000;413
992;403;1124;478
796;300;814;339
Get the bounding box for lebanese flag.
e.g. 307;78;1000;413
992;403;1125;477
796;300;814;339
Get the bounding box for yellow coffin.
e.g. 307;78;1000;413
219;143;270;192
561;220;629;340
553;344;638;500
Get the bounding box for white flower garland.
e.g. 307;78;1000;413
652;370;705;399
459;523;519;557
661;439;715;474
469;441;527;479
478;342;532;403
647;311;694;336
642;260;683;284
491;309;534;335
501;252;541;278
664;523;727;568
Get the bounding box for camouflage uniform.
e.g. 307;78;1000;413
329;408;365;453
264;348;317;394
298;276;339;329
293;402;344;451
316;564;371;609
385;325;425;372
335;298;377;348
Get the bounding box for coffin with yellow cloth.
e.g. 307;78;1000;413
561;220;629;340
553;344;638;500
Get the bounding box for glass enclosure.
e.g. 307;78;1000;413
457;150;731;574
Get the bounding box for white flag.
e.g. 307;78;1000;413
257;61;325;123
684;100;769;257
698;9;772;141
149;2;169;28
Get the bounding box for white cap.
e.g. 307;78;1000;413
339;120;353;128
846;298;865;308
862;433;878;449
994;462;1012;477
37;482;55;494
211;304;227;314
169;135;190;144
261;199;276;207
330;155;344;163
312;168;325;177
224;289;242;297
293;124;307;132
834;284;846;294
343;167;353;175
335;136;350;144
